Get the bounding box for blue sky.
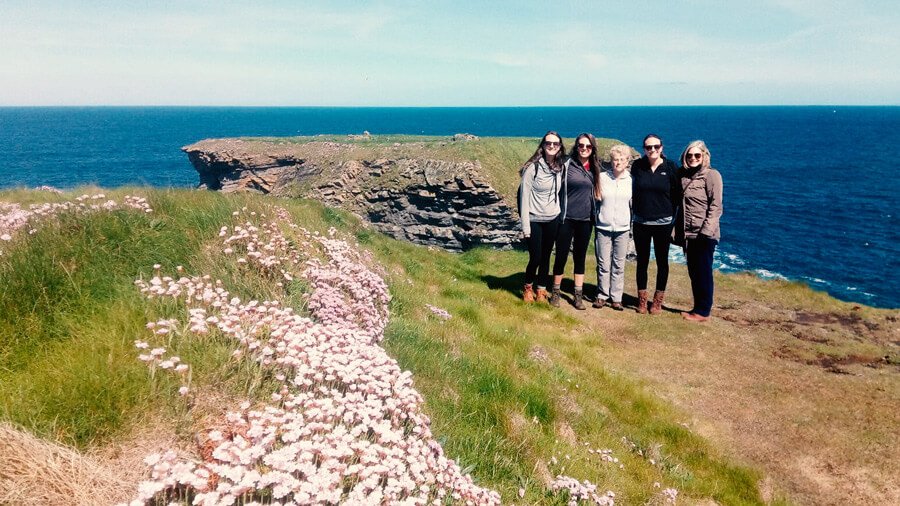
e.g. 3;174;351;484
1;0;898;106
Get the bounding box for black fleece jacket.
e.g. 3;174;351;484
631;156;680;221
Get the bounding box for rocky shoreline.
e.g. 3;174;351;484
183;137;520;251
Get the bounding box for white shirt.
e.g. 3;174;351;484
595;169;632;232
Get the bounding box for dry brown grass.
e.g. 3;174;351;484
0;423;133;505
0;409;191;506
560;266;900;506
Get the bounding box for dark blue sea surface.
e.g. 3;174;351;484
1;106;898;308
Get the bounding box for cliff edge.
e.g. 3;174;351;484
183;136;520;251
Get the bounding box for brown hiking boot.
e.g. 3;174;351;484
536;287;549;303
549;288;561;307
682;312;710;322
636;289;649;314
649;290;666;315
592;297;606;309
573;291;586;310
523;284;535;303
611;301;624;311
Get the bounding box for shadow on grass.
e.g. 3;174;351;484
481;270;685;314
483;271;605;305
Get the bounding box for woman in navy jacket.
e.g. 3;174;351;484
549;133;599;310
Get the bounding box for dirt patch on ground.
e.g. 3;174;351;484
722;307;899;375
563;274;900;506
528;344;552;366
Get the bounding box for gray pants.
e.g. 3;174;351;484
595;229;629;303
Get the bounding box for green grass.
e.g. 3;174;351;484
0;186;765;504
359;227;763;504
220;134;633;212
0;189;320;447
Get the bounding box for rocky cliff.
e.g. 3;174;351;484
183;137;520;251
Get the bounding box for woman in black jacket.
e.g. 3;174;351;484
630;134;679;314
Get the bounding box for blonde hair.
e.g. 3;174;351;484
680;140;711;170
609;144;632;163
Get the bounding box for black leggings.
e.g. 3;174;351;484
633;222;672;291
525;220;559;287
553;219;593;277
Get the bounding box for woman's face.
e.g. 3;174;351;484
612;154;630;173
643;137;663;162
543;134;561;158
576;137;593;162
685;147;704;168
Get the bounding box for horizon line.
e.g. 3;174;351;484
2;104;899;108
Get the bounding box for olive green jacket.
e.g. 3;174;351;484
676;166;723;241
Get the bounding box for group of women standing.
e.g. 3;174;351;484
518;131;723;321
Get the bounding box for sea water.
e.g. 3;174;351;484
1;106;898;308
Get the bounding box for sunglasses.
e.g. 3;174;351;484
644;144;662;151
577;143;593;150
686;153;703;160
544;141;561;147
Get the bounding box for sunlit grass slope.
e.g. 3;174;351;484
0;186;767;504
244;134;627;210
364;234;766;505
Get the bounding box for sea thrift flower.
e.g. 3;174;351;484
550;475;616;506
129;208;498;505
0;194;153;246
425;304;452;320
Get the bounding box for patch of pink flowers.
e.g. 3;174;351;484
0;193;153;255
425;304;451;321
549;475;615;506
127;207;500;505
651;483;679;505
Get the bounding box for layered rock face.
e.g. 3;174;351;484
183;138;520;251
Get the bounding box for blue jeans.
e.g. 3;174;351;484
685;236;717;316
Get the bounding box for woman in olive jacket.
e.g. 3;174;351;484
675;140;723;322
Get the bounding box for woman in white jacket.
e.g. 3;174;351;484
593;144;633;310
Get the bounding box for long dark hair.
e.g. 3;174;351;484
519;131;566;175
569;132;601;185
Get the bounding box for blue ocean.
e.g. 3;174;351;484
1;106;898;309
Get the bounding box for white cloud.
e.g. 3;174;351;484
0;0;897;105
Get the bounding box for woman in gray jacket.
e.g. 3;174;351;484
676;140;723;322
519;131;566;303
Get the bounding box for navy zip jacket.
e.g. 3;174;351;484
631;156;680;221
560;157;595;222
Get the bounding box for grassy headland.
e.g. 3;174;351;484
0;136;896;505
